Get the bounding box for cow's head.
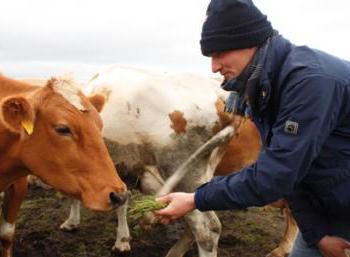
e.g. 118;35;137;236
0;76;127;211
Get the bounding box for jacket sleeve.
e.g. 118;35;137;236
195;75;343;244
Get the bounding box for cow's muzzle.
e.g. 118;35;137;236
109;191;128;208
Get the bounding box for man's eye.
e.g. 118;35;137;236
54;125;72;136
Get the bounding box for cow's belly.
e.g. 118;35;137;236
104;122;218;179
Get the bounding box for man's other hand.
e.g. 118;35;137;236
318;235;350;257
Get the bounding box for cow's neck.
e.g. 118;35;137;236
0;76;37;191
0;124;29;192
0;143;28;191
0;161;28;192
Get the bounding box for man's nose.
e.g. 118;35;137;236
211;57;221;73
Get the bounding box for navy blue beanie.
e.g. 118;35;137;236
200;0;273;56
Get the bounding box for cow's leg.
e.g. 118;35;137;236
111;165;162;252
183;210;221;257
164;147;226;257
164;148;225;257
266;207;298;257
141;165;164;195
185;147;226;257
135;165;165;230
165;223;194;257
0;176;28;257
60;197;131;252
112;197;131;252
60;199;81;231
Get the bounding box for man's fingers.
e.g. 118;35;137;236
156;194;171;204
157;216;177;225
155;194;174;215
345;248;350;257
159;217;171;225
154;205;173;215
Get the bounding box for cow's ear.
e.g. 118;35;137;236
0;96;35;135
88;94;106;113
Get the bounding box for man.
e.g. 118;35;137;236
156;0;350;256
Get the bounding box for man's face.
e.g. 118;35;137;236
211;47;257;80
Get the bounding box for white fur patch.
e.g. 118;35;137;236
51;75;86;111
0;215;15;241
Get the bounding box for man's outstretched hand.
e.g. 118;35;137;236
155;192;196;224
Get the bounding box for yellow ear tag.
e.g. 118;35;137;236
21;120;34;135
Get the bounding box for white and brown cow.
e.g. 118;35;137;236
0;74;127;257
58;65;298;257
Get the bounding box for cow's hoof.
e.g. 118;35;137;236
112;242;131;252
60;221;79;231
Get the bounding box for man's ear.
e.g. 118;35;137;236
0;96;35;135
88;94;106;113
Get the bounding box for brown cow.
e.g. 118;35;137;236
0;74;127;257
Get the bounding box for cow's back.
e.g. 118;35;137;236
0;75;38;99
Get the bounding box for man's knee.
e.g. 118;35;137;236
289;233;322;257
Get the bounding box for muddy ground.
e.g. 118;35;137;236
1;177;286;257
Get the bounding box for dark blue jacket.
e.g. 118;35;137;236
195;34;350;245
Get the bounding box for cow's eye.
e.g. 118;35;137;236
54;125;72;136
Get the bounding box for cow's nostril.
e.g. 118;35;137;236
109;192;127;206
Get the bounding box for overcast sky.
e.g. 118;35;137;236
0;0;349;82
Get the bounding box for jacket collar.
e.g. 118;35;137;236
254;34;293;117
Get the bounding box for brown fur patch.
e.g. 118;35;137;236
212;98;233;134
215;119;261;175
88;94;106;113
211;97;262;175
168;110;187;134
97;87;112;102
